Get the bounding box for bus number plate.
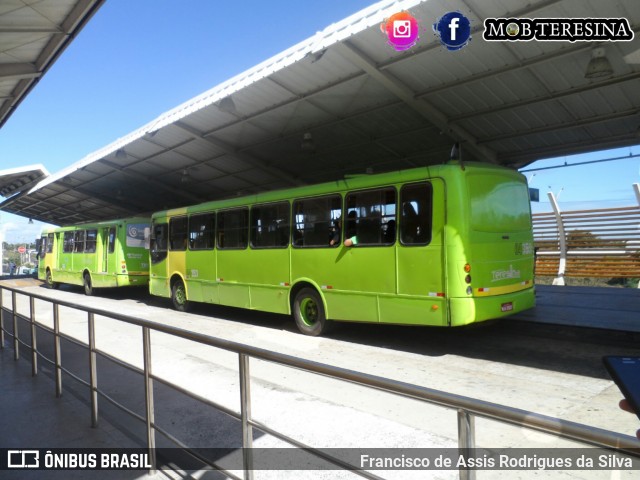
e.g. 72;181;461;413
501;302;513;312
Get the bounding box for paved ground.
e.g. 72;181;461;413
1;279;639;479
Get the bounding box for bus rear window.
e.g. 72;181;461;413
468;174;531;232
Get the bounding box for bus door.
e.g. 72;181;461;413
37;235;46;279
100;227;116;274
395;179;446;326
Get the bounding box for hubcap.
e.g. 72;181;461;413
300;298;318;326
175;286;186;305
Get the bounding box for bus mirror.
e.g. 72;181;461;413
144;227;151;250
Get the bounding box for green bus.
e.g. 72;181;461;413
149;163;535;335
38;217;150;295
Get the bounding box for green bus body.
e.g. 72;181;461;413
149;163;535;335
38;217;150;294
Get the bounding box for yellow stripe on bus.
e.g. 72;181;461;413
475;281;532;297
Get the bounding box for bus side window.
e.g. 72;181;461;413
169;217;188;251
47;233;54;254
345;187;396;246
400;183;433;245
189;213;215;250
73;230;86;253
250;202;290;249
292;195;341;248
85;230;97;253
63;231;74;253
217;208;248;250
150;223;168;264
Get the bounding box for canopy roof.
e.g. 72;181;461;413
2;0;639;225
0;0;104;128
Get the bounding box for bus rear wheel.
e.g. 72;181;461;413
293;288;331;336
171;280;190;312
83;273;94;296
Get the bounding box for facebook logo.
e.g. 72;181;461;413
433;11;472;51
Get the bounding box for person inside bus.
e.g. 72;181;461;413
329;217;341;246
384;219;396;244
401;201;421;243
343;211;358;246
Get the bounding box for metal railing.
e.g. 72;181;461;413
1;284;639;479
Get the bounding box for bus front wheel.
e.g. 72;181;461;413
293;288;331;336
45;270;59;289
171;280;190;312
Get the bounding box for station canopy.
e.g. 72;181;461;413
0;0;104;129
1;0;639;226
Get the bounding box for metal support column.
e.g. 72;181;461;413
457;409;476;480
0;287;4;348
53;303;62;397
548;191;566;286
29;296;37;376
12;291;18;360
88;312;98;427
635;184;640;288
239;353;254;480
142;326;157;473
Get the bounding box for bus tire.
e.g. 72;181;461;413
45;269;59;289
293;288;331;336
83;273;94;296
171;279;190;312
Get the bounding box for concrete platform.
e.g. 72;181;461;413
510;284;640;332
0;346;162;479
1;279;639;479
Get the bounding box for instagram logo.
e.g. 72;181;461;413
381;12;419;51
393;20;412;38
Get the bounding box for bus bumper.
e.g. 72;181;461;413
116;274;150;287
449;287;535;326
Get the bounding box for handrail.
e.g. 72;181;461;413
1;284;639;480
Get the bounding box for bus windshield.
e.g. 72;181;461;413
468;173;531;233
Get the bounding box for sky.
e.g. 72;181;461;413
0;0;639;243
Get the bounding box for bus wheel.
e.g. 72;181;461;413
83;273;94;296
171;280;190;312
45;270;59;289
293;288;330;336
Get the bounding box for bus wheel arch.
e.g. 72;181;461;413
83;271;94;296
290;282;332;336
170;275;190;312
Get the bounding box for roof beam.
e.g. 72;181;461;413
173;121;305;187
99;158;207;204
479;109;640;145
334;40;497;163
0;63;39;80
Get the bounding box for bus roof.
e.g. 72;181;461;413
40;216;150;234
